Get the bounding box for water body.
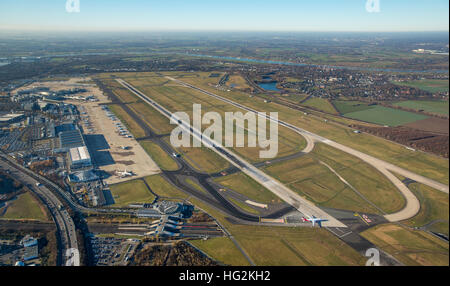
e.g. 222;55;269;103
180;53;449;74
257;82;281;91
0;62;10;67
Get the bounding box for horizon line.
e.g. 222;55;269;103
0;28;449;34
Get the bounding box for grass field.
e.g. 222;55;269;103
109;179;155;207
187;194;365;266
184;178;209;195
227;75;252;90
263;155;382;214
311;143;406;214
190;237;251;266
163;137;230;174
393;100;449;116
144;174;188;200
103;72;448;186
402;182;449;236
1;192;48;221
332;100;374;114
214;172;281;205
263;143;405;214
140;140;179;171
361;224;449;266
229;224;365;266
160;71;448;184
101;78;140;103
343;105;429;127
108;104;146;138
227;197;261;215
302;97;339;114
116;73;307;163
128;102;175;135
392;79;449;93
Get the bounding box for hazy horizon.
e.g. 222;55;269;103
0;0;448;32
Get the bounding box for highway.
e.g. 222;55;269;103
0;156;79;266
164;76;449;223
116;78;346;228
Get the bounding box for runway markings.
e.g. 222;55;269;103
326;227;353;238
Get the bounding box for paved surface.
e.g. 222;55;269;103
116;78;346;228
165;76;449;223
70;88;161;185
0;156;79;266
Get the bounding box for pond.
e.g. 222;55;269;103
257;81;281;92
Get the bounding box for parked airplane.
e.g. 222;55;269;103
302;215;328;228
116;170;135;178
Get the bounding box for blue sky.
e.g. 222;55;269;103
0;0;448;32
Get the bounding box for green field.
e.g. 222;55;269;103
392;79;449;93
263;143;405;214
393;100;449;116
116;73;307;164
361;224;449;266
343;105;429;127
144;175;188;199
128;102;175;135
190;237;251;266
332;100;374;114
109;179;155;207
140;140;179;171
302;97;338;114
187;195;366;266
312;144;406;213
1;192;48;221
214;172;281;205
164;137;230;174
402;181;449;236
263;155;382;214
162;71;447;184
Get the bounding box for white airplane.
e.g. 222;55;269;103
302;215;328;228
116;170;135;178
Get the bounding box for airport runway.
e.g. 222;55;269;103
164;76;449;223
97;78;296;223
115;78;346;228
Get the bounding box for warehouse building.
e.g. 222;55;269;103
69;146;92;169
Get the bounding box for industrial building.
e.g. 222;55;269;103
69;146;92;169
59;128;85;150
0;113;26;125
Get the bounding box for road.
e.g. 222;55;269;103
164;76;449;223
0;156;79;266
116;78;346;228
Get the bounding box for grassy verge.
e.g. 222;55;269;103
109;179;155;207
402;181;449;236
190;237;250;266
361;223;449;266
214;172;281;205
140;140;179;171
144;175;188;200
1;192;48;221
